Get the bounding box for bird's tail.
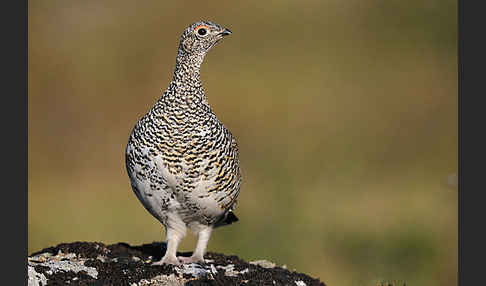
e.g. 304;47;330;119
214;211;239;228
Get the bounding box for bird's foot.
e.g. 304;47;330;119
177;255;205;264
152;255;182;266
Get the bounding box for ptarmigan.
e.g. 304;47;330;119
125;21;241;266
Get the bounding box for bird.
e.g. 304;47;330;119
125;21;241;266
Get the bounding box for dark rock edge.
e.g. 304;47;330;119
29;241;326;286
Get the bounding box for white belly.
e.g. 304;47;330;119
127;146;227;226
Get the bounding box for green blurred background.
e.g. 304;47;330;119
28;1;457;285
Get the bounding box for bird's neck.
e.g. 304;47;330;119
172;52;204;86
156;52;210;112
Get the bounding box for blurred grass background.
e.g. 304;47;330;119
28;0;457;285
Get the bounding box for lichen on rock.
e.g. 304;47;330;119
28;241;326;286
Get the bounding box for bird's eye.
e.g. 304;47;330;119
197;28;207;36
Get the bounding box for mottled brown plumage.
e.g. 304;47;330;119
125;21;241;265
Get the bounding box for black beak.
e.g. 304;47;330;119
219;28;232;36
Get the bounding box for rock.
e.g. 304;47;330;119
249;260;277;269
28;241;326;286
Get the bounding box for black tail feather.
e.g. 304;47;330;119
225;212;239;224
214;211;239;228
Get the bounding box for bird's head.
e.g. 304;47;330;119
178;21;232;58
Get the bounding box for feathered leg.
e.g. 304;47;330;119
178;225;212;264
153;215;187;266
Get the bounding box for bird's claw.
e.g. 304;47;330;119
152;255;182;266
177;255;205;264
